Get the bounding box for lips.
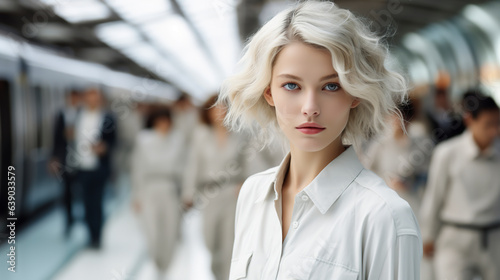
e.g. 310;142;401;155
296;123;325;135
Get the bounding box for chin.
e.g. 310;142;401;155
292;139;332;153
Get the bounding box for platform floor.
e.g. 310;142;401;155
0;176;215;280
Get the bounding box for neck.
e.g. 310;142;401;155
472;133;491;152
87;106;99;112
286;138;346;193
393;126;407;140
155;128;169;135
213;123;227;133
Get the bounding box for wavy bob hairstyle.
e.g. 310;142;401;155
219;0;407;148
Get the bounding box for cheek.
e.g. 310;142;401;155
274;107;295;132
473;125;486;140
273;95;301;121
323;98;352;120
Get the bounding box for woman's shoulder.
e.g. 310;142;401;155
351;169;421;237
238;166;279;202
244;166;279;186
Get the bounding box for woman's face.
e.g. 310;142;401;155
264;42;359;152
154;117;171;133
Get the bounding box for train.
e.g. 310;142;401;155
0;32;177;233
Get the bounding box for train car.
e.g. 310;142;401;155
0;33;177;233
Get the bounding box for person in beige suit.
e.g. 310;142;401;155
131;108;184;280
182;95;249;280
421;91;500;280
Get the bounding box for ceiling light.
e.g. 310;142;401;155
95;21;141;49
105;0;173;24
48;0;112;23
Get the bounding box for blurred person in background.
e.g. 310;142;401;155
172;93;200;204
420;90;500;280
363;99;433;212
172;92;199;144
70;88;116;249
131;107;184;280
49;89;81;236
182;95;249;280
112;101;145;201
426;86;465;143
242;133;287;176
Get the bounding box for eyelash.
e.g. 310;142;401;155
281;82;341;92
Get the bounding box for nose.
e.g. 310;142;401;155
301;90;320;117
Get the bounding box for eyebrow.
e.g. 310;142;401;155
277;73;338;81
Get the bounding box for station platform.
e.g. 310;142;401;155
0;180;215;280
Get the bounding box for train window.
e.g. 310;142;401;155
1;79;13;220
42;85;52;149
1;79;12;163
33;85;43;149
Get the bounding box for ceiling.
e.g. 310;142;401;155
0;0;496;101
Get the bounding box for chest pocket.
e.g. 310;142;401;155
307;260;358;280
286;257;359;280
229;252;253;280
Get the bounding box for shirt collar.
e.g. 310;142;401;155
254;146;364;214
253;152;291;204
462;130;500;160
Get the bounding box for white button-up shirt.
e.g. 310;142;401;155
75;109;103;170
420;130;500;242
230;146;422;280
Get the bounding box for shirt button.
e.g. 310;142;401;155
301;195;309;201
292;221;299;229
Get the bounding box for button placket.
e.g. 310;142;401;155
267;197;284;279
291;193;306;230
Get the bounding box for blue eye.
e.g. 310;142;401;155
283;83;299;91
324;83;340;91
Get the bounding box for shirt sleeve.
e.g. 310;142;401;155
372;234;422;280
419;144;450;242
363;195;422;280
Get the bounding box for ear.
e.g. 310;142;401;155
350;97;360;109
264;86;275;106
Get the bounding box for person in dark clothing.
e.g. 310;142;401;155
70;88;116;248
49;89;81;236
426;87;465;143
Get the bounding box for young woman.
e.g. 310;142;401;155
219;1;422;279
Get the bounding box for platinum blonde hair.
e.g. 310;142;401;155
218;0;407;149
